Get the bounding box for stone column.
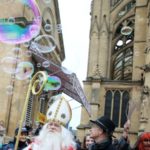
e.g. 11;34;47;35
139;6;150;132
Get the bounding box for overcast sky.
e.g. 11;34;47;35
58;0;91;129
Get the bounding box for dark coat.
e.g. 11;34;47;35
89;139;116;150
113;137;131;150
2;140;27;150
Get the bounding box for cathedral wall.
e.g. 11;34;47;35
0;0;64;138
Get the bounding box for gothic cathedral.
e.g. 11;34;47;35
77;0;150;145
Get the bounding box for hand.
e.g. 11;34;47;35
124;119;131;132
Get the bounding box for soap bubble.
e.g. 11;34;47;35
0;0;41;44
15;61;34;80
44;76;61;91
44;23;52;33
33;35;56;53
42;60;50;68
1;56;20;74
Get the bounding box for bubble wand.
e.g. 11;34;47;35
14;71;47;150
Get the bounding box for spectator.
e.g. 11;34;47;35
113;119;131;150
82;134;94;150
89;116;116;150
2;127;28;150
132;132;150;150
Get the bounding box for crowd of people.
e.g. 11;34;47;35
0;95;149;150
79;116;149;150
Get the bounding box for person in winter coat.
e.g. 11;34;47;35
89;116;116;150
113;119;131;150
2;127;28;150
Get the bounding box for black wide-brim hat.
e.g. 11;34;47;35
90;116;116;137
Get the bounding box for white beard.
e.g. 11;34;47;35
30;123;76;150
36;132;62;150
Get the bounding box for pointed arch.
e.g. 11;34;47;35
42;7;56;36
104;90;112;118
112;90;121;126
121;91;129;127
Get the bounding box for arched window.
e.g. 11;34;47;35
113;47;133;80
104;90;130;128
117;0;136;19
112;18;134;80
112;91;120;126
104;90;112;118
110;0;122;7
121;91;129;127
42;7;56;36
42;19;53;34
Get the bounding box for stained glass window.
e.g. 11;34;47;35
104;90;130;128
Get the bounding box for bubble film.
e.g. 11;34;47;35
0;0;41;44
42;60;50;68
44;76;61;91
0;56;20;74
33;35;56;53
16;61;34;80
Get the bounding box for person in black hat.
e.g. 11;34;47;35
89;116;117;150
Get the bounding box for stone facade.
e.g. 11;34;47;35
77;0;150;146
0;0;65;138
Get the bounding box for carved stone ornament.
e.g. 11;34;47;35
136;63;150;72
145;46;150;54
140;86;150;122
0;120;6;135
140;94;149;122
92;64;103;79
142;85;150;95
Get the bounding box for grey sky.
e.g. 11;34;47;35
58;0;91;129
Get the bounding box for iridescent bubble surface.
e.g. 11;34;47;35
42;60;50;68
33;35;56;53
0;56;20;74
0;0;41;44
16;61;34;80
44;75;61;91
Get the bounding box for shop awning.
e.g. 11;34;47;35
29;46;91;115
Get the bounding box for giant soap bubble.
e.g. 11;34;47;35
0;0;41;44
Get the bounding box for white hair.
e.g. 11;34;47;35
24;123;76;150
